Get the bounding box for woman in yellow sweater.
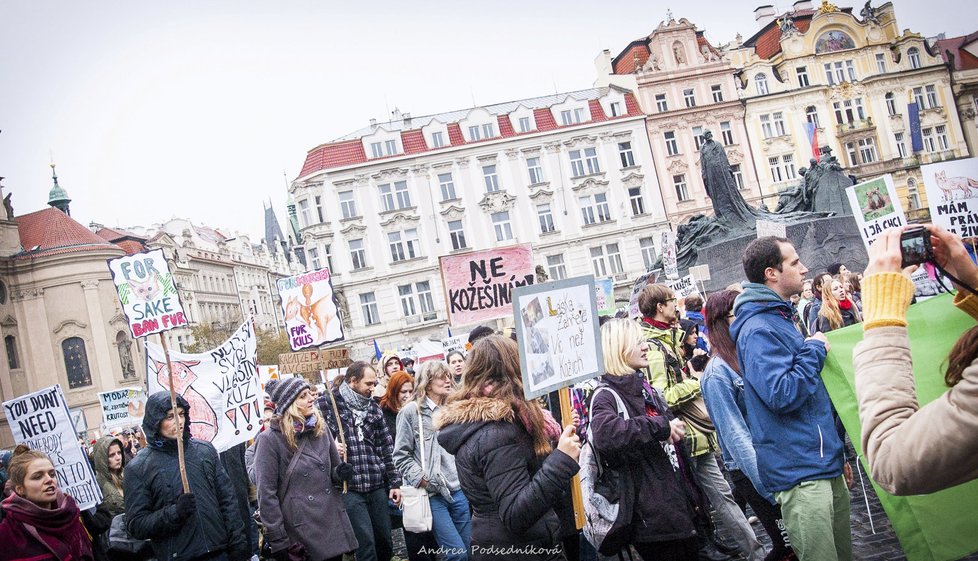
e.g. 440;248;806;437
853;224;978;496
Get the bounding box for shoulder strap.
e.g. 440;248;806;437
417;403;426;476
586;386;630;441
280;436;310;498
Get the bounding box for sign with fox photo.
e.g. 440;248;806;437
276;267;345;351
921;157;978;239
107;248;187;338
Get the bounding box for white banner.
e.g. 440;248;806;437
2;385;103;510
846;174;908;250
667;274;700;300
97;387;147;430
146;321;260;452
920;157;978;238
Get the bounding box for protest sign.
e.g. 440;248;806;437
512;276;604;399
846;174;907;250
628;270;659;319
822;294;978;561
667;275;699;300
146;321;260;452
440;244;535;326
442;336;465;355
277;268;344;351
755;219;787;239
278;350;322;375
594;278;616;317
321;348;352;369
2;385;103;510
107;248;187;338
921;157;978;238
98;387;147;430
661;231;679;280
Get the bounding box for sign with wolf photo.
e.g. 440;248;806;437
277;267;344;351
440;244;535;326
845;174;907;251
512;276;604;400
98;387;147;430
3;385;103;510
107;248;187;338
921;157;978;238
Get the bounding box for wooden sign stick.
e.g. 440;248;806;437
324;373;348;494
159;333;191;493
558;386;585;530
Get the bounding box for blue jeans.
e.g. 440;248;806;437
342;488;393;561
429;490;471;561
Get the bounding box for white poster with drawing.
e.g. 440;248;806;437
107;248;188;338
277;268;344;351
921;158;978;238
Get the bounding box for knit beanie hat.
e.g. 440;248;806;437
265;377;311;415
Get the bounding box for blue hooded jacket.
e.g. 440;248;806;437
729;283;844;493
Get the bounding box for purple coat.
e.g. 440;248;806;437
254;418;358;560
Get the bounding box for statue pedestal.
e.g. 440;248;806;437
690;215;869;293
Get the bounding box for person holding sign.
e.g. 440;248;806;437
589;319;702;561
124;392;249;561
254;377;358;561
854;224;978;495
436;335;580;561
0;445;94;561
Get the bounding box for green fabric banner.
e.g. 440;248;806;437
822;293;978;561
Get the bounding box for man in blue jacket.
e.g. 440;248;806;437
730;237;851;561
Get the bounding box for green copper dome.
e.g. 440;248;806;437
47;164;71;213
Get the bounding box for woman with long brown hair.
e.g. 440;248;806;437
701;291;795;561
436;335;580;561
254;378;357;561
0;445;94;561
815;275;862;333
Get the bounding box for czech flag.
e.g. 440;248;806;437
803;121;821;161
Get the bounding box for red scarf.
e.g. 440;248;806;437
0;490;93;561
641;317;673;330
839;298;853;311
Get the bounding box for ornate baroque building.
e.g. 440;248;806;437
730;0;969;219
936;31;978;157
291;87;669;358
598;16;765;223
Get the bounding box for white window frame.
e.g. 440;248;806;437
618;142;635;168
755;73;769;95
876;53;887;74
692;126;704;151
492;211;513;241
936;125;950;151
448;220;467;250
547;254;567;280
298;199;312;228
518;116;532;133
370;142;383;158
339;190;357;219
760;114;774;139
806;106;820;129
431;131;445;148
797;66;810;87
438;172;456;201
468;125;482;141
359;292;380;325
858;138;878;163
720;121;734;145
590;246;609;277
711;84;724;103
908;47;921;69
385;139;398;156
922;128;936;152
664;131;679;156
483;164;500;192
527;157;544;184
655;94;668;112
731;164;745;190
926;85;939;109
895;132;908;158
773;112;786;136
610;101;623;117
628;187;646;216
913;87;926;109
308;247;321;270
417;281;435;314
537;203;556;233
398;284;418;317
639;237;657;271
683;88;696;108
885;93;897;116
674;174;689;201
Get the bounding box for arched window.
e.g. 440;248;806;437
62;337;93;389
5;335;19;369
755;73;769;95
885;92;897;116
908;47;921;69
806;106;820;129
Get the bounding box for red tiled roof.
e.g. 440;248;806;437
116;240;147;255
936;32;978;71
624;92;643;116
95;227;147;255
497;114;515;137
400;129;428;154
447;123;465;146
588;99;608;122
298;140;367;177
532;108;558;132
95;226;142;241
16;208;120;259
751;15;813;59
613;43;650;74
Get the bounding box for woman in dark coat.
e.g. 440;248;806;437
436;335;581;561
590;319;703;560
93;437;127;518
0;445;94;561
255;377;358;561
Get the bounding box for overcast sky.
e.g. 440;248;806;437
1;0;971;240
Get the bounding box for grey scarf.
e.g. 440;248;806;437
339;382;372;425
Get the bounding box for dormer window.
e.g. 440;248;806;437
518;116;532;132
368;137;400;158
431;131;445;148
610;101;623;117
560;107;588;126
468;123;496;141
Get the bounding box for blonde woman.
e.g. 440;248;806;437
394;361;471;561
255;378;357;561
815;275;863;333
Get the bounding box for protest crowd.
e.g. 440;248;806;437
2;222;978;561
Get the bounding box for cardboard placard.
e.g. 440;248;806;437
512;276;604;399
920;158;978;238
107;248;187;337
277;268;345;351
2;385;103;510
278;350;322;375
846;174;908;249
440;244;535;326
321;348;352;370
667;274;700;300
97;387;147;430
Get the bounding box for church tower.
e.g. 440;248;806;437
47;163;71;216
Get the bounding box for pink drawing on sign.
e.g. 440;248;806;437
440;244;536;327
225;408;237;426
150;359;219;442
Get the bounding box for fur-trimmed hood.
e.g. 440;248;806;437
435;397;514;456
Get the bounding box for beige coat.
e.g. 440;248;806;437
853;297;978;495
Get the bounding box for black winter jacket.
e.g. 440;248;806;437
124;393;247;561
589;373;701;544
437;397;578;561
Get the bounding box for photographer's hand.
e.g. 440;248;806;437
924;224;978;292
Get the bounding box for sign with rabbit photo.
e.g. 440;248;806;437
276;267;345;351
921;157;978;239
107;248;187;338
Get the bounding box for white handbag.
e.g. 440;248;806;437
401;404;433;532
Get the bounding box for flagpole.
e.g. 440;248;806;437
159;333;191;493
